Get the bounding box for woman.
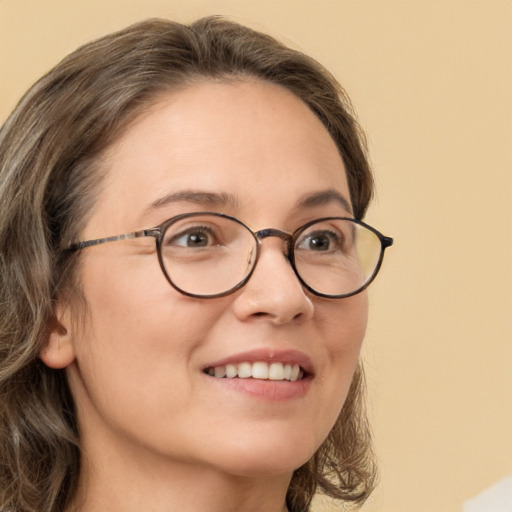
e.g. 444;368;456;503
0;17;392;512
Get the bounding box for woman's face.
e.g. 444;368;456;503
52;80;368;478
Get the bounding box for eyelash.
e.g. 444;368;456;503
166;225;220;247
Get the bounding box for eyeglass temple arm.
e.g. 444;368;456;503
381;235;394;249
66;228;161;252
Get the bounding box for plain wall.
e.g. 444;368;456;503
1;1;511;511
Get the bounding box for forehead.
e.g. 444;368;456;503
88;79;350;235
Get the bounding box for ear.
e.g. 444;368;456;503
40;302;76;369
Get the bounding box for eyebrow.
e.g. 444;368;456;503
146;188;352;214
147;190;239;211
297;189;353;214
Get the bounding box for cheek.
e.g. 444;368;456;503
77;249;225;345
317;293;368;411
69;255;227;412
322;292;368;358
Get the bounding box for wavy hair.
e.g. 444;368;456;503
0;17;376;512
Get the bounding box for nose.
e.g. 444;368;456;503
232;237;314;325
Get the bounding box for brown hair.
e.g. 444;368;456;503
0;17;376;512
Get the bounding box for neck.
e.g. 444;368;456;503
68;446;292;512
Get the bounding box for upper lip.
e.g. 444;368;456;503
203;348;315;376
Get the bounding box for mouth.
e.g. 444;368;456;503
202;350;313;400
204;361;306;382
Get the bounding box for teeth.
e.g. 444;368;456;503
269;362;284;380
238;362;252;379
252;362;269;379
290;364;301;382
225;364;237;378
206;362;304;382
214;366;226;378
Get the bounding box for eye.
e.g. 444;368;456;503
167;226;219;248
296;230;343;252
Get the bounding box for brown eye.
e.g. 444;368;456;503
296;230;342;252
167;226;219;248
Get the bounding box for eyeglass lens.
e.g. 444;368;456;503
157;214;384;298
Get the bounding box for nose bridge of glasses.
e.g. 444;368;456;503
254;228;294;255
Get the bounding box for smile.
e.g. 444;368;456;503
205;362;305;381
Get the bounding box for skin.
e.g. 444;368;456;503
43;79;368;512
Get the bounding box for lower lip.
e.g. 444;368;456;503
207;375;312;401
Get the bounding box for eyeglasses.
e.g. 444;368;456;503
67;212;393;299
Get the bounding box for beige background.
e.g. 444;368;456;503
1;1;511;511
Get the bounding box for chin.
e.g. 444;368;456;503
201;427;321;478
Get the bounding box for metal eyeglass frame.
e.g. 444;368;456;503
67;211;394;299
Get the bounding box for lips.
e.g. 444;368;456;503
206;361;303;381
203;349;313;382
